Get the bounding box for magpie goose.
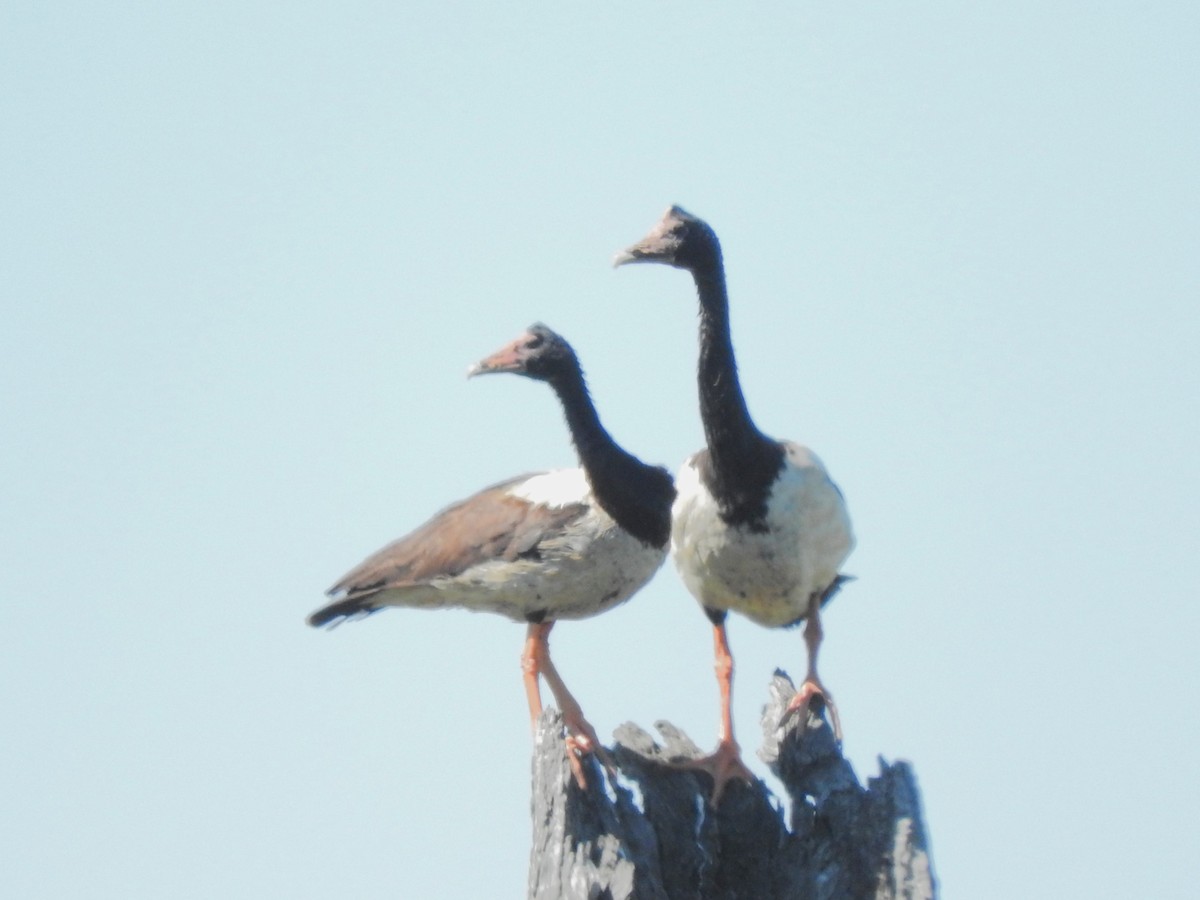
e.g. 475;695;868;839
308;324;675;786
615;207;855;802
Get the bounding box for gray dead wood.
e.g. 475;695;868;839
528;671;936;900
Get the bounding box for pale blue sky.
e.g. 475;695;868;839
3;3;1198;898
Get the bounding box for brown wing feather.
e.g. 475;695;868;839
327;473;590;602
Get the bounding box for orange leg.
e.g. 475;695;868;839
520;623;546;727
520;622;609;788
678;621;756;805
784;592;843;740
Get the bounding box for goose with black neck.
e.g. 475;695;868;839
308;324;676;787
615;206;855;803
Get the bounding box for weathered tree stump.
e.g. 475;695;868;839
529;671;936;900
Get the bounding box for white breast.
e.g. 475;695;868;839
464;511;666;621
671;442;854;628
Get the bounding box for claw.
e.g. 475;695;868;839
561;713;614;789
676;739;756;805
783;678;842;742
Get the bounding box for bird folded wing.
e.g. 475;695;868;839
327;475;590;601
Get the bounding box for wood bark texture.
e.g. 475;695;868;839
528;672;936;900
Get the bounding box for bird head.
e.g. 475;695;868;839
612;205;721;273
467;323;576;383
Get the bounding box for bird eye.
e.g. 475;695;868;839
526;333;545;350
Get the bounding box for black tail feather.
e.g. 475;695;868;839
306;595;380;628
820;573;855;608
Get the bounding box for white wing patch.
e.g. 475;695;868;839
508;468;592;508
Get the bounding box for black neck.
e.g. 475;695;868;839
549;362;674;548
692;264;784;529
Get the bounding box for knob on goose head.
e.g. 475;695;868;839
467;323;576;383
613;205;722;273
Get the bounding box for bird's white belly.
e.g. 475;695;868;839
671;443;854;628
406;511;667;623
